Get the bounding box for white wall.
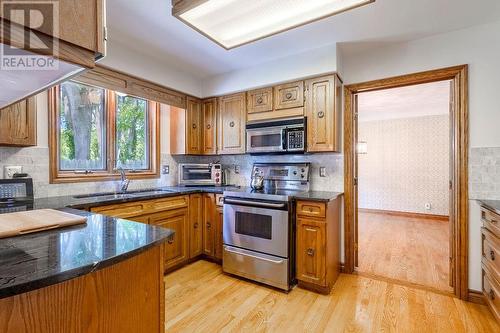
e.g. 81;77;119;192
341;20;500;291
202;44;338;97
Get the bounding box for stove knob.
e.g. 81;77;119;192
301;168;305;173
216;178;220;182
293;171;297;175
215;172;220;176
301;174;305;179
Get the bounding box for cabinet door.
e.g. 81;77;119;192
305;75;341;152
274;81;304;110
202;98;217;155
247;87;273;114
218;93;246;154
203;193;216;256
189;194;203;258
214;207;223;260
297;218;326;286
186;97;202;154
150;208;189;270
0;97;37;146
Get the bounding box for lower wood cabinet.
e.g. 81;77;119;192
481;205;500;321
296;197;341;294
149;208;189;270
203;193;216;256
0;97;37;146
189;193;203;258
214;206;223;260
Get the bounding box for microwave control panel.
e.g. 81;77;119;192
287;128;304;150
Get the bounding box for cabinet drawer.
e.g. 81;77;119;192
90;201;147;219
482;207;500;237
274;81;304;110
147;195;189;212
297;201;326;218
483;264;500;321
247;87;273;113
482;228;500;281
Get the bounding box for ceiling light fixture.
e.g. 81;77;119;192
172;0;375;50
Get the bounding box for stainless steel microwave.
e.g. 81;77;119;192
246;117;305;154
178;163;222;186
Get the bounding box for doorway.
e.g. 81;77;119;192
344;65;469;300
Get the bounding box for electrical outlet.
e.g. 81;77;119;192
4;166;22;179
162;165;170;175
425;203;432;210
319;167;326;177
234;165;240;174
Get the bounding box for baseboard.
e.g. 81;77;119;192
359;208;449;221
468;289;485;305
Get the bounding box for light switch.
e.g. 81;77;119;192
162;165;170;175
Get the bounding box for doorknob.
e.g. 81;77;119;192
306;248;315;256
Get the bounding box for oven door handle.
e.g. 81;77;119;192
224;198;286;209
224;246;285;264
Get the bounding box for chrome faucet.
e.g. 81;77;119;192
117;167;130;192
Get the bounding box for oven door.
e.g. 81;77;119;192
246;127;286;153
178;164;215;186
223;198;289;258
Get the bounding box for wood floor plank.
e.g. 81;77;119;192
165;261;498;333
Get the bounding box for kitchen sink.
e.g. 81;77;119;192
73;189;174;199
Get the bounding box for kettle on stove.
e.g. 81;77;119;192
250;170;264;190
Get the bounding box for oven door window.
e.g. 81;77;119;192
235;211;272;240
182;167;211;180
250;133;282;148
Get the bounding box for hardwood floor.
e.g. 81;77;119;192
358;211;452;292
165;260;498;332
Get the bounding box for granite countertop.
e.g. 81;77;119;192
293;191;344;202
0;208;173;299
477;199;500;215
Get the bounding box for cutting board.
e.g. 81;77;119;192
0;209;87;239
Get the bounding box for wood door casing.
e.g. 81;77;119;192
297;218;326;286
186;97;202;154
202;98;217;155
306;75;340;152
203;193;216;256
218;93;246;154
149;208;189;270
189;194;203;258
0;97;37;146
274;81;304;110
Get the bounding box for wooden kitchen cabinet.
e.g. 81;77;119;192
305;74;342;152
0;97;37;146
247;87;273;114
203;193;216;256
186;97;202;154
296;197;341;294
274;81;304;110
218;92;246;154
150;208;189;270
214;206;224;260
189;194;203;258
481;205;500;321
202;98;217;155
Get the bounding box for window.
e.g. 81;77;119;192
49;80;160;183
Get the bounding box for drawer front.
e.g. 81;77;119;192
482;207;500;237
482;228;500;281
90;202;146;219
247;87;273;113
297;201;326;218
483;266;500;321
274;81;304;110
147;195;189;212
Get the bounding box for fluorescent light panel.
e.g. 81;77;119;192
177;0;374;49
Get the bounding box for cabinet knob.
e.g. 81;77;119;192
192;123;197;129
167;236;174;244
206;124;211;129
285;92;293;100
207;222;211;228
306;248;315;256
256;97;263;104
229;121;235;128
194;222;199;229
490;289;495;300
491;250;495;261
318;111;325;118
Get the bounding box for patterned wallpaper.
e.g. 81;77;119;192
358;115;450;215
469;147;500;200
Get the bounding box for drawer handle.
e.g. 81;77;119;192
490;219;498;224
206;124;211;130
318;111;325;118
257;97;263;104
194;222;199;229
285;92;293;100
229;121;235;128
192;123;197;129
491;250;495;261
309;207;314;212
490;289;495;301
307;248;315;256
167;236;174;244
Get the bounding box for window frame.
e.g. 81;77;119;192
49;81;160;184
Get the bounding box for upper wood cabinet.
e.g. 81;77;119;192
218;93;246;155
247;87;273;114
305;75;341;153
274;81;304;110
186;97;202;154
0;97;36;147
202;98;217;155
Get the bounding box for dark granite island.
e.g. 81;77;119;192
0;209;173;333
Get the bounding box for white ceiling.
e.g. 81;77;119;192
106;0;500;80
358;80;451;122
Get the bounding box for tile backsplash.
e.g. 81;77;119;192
0;146;344;198
469;147;500;200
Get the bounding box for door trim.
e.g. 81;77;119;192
343;65;469;300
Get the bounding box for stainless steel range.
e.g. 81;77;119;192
222;162;310;290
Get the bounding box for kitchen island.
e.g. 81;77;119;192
0;209;173;332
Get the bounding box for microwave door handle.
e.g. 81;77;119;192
282;128;287;151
